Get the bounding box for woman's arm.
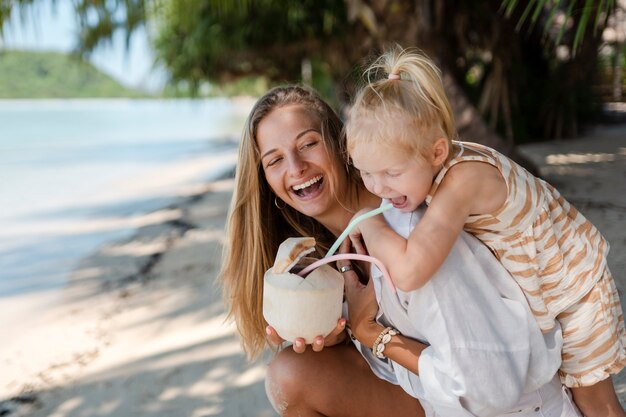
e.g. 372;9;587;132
343;264;428;374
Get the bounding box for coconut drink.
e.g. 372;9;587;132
262;237;344;344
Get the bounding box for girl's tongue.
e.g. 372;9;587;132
391;196;407;208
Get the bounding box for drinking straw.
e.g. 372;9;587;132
325;203;393;258
298;253;395;292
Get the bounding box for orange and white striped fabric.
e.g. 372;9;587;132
426;140;626;387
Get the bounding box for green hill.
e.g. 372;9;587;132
0;50;148;98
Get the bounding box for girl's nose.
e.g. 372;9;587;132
372;178;385;195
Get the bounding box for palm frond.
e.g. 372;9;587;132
502;0;615;54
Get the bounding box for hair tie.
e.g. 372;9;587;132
388;72;401;80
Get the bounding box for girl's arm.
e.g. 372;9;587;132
356;161;507;292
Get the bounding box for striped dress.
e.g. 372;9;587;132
425;141;626;385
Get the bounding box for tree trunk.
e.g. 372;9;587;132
443;71;539;175
613;42;623;102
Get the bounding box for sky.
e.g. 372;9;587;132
1;0;165;91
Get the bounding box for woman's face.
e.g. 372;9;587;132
256;105;344;221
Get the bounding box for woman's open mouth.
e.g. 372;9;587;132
291;175;324;199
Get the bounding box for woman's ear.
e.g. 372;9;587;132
431;137;449;166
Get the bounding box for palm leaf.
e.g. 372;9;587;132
502;0;615;54
555;1;576;47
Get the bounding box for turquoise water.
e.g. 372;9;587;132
0;98;251;296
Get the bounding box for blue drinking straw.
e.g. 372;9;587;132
325;203;393;258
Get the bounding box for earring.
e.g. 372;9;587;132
274;197;286;209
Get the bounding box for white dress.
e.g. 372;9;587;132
350;205;580;417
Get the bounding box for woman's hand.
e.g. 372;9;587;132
265;318;347;354
339;239;383;348
344;270;383;347
337;237;368;285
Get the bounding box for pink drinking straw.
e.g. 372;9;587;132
298;253;396;292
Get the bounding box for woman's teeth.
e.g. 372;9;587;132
292;175;322;191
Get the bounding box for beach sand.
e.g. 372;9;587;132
1;126;625;416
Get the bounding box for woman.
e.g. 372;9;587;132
220;86;414;416
219;85;578;416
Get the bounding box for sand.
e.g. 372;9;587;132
1;125;625;416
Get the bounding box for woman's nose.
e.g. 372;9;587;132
287;156;307;177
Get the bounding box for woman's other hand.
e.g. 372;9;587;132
343;261;383;348
265;318;347;354
338;237;381;346
338;232;370;282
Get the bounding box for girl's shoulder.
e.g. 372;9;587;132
426;141;506;205
453;141;504;164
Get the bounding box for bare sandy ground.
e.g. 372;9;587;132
1;125;625;416
0;177;275;417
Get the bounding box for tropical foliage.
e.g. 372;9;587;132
0;0;617;144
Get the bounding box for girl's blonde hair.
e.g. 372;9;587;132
219;86;363;359
347;46;456;160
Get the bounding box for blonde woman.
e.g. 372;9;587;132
220;86;416;416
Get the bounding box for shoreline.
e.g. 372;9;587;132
0;95;255;297
0;145;240;295
0;163;276;417
2;125;626;416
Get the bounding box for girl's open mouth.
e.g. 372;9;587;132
391;196;408;209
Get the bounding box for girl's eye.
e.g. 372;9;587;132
386;172;400;178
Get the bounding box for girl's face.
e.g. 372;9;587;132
350;141;440;212
256;105;344;222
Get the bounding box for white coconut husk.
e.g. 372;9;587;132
272;237;316;274
263;237;344;344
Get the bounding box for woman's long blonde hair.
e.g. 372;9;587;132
347;46;456;159
220;86;362;359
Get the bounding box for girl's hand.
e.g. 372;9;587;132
265;318;347;354
348;207;385;255
346;208;374;256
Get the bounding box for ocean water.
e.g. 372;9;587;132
0;98;253;296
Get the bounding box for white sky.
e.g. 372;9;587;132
1;0;165;91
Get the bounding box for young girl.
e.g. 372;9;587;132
345;46;626;417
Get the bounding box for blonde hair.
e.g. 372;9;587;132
347;46;456;160
219;86;363;359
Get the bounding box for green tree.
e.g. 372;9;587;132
0;0;615;149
